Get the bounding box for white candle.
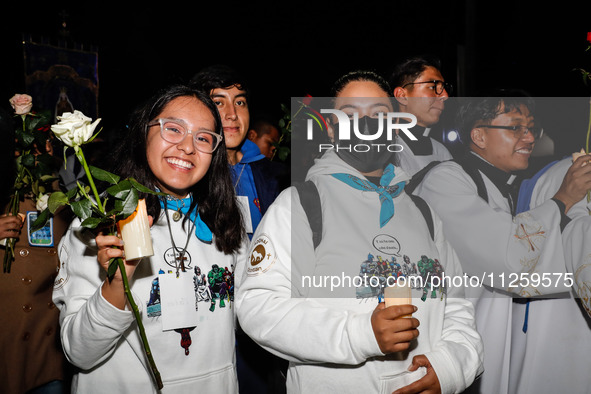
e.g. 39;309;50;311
384;281;413;317
117;199;154;261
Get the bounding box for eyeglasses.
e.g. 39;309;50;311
148;118;223;153
401;80;453;96
475;124;543;140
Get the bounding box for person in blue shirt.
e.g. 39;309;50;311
190;65;286;240
190;64;288;394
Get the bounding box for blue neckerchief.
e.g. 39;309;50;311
331;164;405;228
159;196;212;243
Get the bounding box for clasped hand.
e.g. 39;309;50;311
96;215;153;309
371;303;442;393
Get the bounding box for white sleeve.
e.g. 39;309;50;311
414;162;569;296
53;221;136;369
235;188;383;365
562;216;591;318
423;211;484;394
530;157;591;219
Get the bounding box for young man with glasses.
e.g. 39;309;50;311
190;65;288;394
412;95;591;393
390;55;454;176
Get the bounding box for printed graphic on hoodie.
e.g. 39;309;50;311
146;265;234;318
356;253;446;302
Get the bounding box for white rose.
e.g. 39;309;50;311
51;110;101;148
36;193;50;211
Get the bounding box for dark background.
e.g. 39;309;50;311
1;0;590;159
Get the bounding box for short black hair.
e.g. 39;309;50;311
250;119;278;137
189;64;250;98
388;54;442;90
456;89;536;144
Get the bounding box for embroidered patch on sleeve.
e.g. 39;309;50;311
247;234;276;276
53;243;70;290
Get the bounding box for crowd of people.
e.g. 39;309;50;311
1;55;591;394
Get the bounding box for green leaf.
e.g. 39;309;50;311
90;205;109;219
36;110;52;125
128;178;164;195
62;146;69;168
70;199;93;220
33;161;52;179
27;115;43;131
277;146;290;162
48;191;69;214
107;257;121;279
86;127;103;144
106;180;133;199
21;153;35;168
30;208;50;232
106;208;121;216
36;153;54;167
65;187;79;199
90;166;120;185
19;131;35;147
80;217;104;229
118;187;139;219
40;174;56;182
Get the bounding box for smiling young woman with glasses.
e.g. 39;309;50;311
148;117;224;153
53;84;247;393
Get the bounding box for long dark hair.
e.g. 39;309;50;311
110;84;244;254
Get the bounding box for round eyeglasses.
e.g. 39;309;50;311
475;124;543;140
401;79;453;96
148;118;223;153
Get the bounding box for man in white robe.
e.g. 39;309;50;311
508;155;591;393
414;95;591;393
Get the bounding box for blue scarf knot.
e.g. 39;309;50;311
159;196;212;243
331;164;404;228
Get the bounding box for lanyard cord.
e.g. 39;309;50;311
234;163;246;190
161;198;197;277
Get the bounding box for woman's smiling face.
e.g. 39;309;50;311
146;96;216;198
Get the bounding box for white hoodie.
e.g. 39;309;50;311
54;212;246;394
235;150;483;394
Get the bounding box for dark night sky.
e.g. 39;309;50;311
1;1;590;156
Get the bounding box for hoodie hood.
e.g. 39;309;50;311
239;139;266;164
306;150;411;186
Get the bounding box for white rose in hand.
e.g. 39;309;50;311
51;110;101;148
36;193;49;212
